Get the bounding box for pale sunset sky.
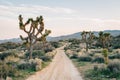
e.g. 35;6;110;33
0;0;120;39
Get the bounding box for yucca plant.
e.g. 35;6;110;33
102;49;109;64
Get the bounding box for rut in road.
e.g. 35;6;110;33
26;47;83;80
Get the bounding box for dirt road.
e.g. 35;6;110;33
26;46;82;80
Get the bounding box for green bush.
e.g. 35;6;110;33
0;51;18;60
78;55;92;62
18;62;30;70
92;56;104;63
40;56;52;61
50;42;60;48
0;61;18;79
18;58;42;71
44;47;53;53
0;42;21;50
17;62;37;71
109;53;120;59
25;50;45;59
86;59;120;79
88;53;94;57
70;53;78;59
107;59;120;73
0;46;6;52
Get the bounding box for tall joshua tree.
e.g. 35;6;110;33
99;31;111;49
99;31;111;64
19;15;51;59
88;32;95;48
81;31;95;52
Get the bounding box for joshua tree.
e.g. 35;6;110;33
99;31;111;49
99;32;111;64
81;31;95;52
88;32;95;48
19;15;51;59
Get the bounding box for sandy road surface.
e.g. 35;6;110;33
26;46;82;80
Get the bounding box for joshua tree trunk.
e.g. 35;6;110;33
86;42;88;52
104;56;109;64
29;44;33;59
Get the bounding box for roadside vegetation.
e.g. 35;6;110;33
0;41;61;80
64;32;120;80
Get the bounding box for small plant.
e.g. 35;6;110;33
29;58;42;71
92;56;104;63
70;53;78;59
17;58;42;71
40;56;52;62
25;50;45;59
102;49;109;64
109;53;120;59
0;51;18;60
0;61;18;79
78;55;92;62
107;59;120;73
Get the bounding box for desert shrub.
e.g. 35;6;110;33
29;58;42;71
86;60;120;79
70;53;78;59
76;48;81;52
40;56;51;61
107;59;120;73
50;41;60;48
25;50;45;59
17;61;37;71
88;53;94;57
18;58;43;71
0;51;18;60
109;53;120;59
0;61;18;79
113;44;120;49
92;55;104;63
25;50;52;61
112;35;120;49
4;56;20;63
44;47;53;53
64;47;68;51
108;47;113;52
0;42;21;50
78;55;92;62
46;50;57;57
0;46;6;52
95;64;109;75
107;59;120;78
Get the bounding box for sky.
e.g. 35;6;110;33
0;0;120;39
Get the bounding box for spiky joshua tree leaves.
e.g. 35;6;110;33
19;15;51;59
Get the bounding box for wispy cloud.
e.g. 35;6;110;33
0;4;76;19
0;3;120;39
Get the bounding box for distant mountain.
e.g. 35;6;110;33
0;30;120;43
47;30;120;41
0;38;21;43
